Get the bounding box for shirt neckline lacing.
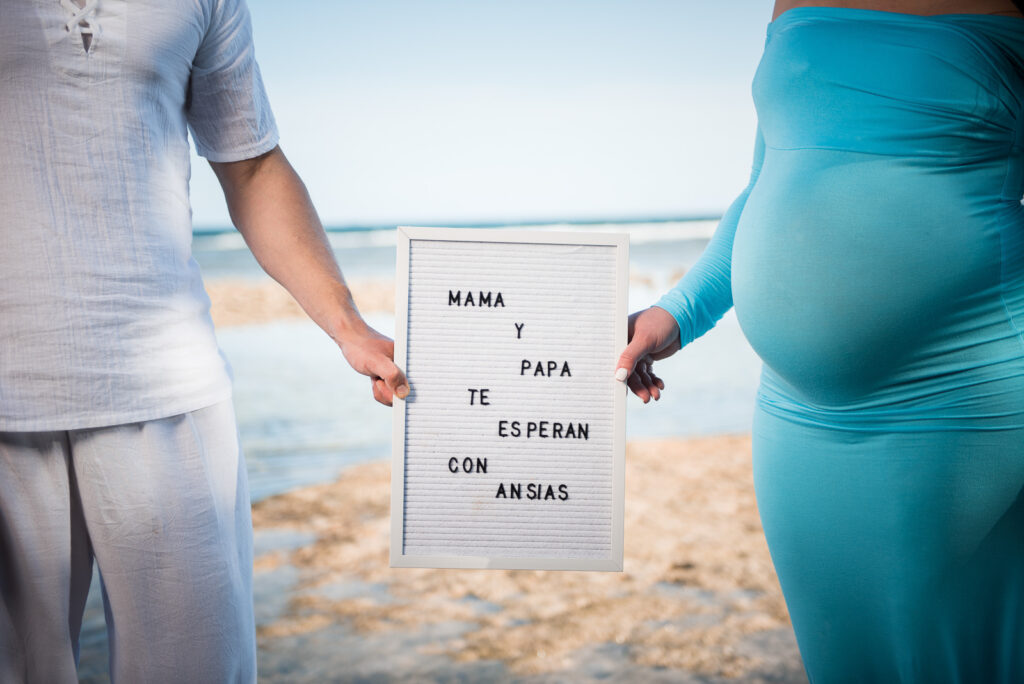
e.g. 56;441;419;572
60;0;100;54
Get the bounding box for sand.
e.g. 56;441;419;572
251;435;801;680
205;272;666;328
206;277;396;328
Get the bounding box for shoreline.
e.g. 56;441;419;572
205;271;679;329
206;277;397;328
251;434;807;682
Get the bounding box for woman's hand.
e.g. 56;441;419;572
615;306;681;403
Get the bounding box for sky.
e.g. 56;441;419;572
189;0;774;228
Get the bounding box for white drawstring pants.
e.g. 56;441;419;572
0;399;255;683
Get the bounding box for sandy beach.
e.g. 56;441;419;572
197;277;806;682
249;433;805;682
206;277;397;326
205;271;679;327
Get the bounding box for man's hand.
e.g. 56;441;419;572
615;306;681;403
336;326;409;406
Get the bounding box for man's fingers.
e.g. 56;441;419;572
385;365;409;400
339;331;410;402
372;377;393;406
370;355;409;400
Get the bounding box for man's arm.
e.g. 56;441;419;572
209;145;408;406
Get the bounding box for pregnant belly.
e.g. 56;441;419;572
732;150;1003;405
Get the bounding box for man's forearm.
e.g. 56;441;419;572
209;146;367;343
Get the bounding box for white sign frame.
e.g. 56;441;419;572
390;226;628;571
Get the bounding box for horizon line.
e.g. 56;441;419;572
192;214;723;235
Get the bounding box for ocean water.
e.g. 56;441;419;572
193;221;763;502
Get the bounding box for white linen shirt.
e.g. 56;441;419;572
0;0;279;430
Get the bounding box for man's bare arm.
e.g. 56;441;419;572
209;145;408;406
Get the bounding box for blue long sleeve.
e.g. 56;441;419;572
655;126;765;347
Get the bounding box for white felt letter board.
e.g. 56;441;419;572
391;226;628;571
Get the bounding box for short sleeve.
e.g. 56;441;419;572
187;0;279;162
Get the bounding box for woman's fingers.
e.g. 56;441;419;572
645;359;665;392
619;332;665;403
637;360;660;401
616;307;681;398
626;371;651;403
616;333;653;382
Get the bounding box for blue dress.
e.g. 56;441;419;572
656;8;1024;683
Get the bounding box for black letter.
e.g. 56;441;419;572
511;421;521;437
521;360;530;376
476;458;487;474
496;483;506;498
480;389;490;405
561;362;571;377
579;423;589;440
448;457;458;473
495;292;504;307
498;420;508;437
465;291;475;306
559;484;569;501
468;388;478;405
515;323;524;338
448;290;461;306
511;483;522;499
479;291;492;307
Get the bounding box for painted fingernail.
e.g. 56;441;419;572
614;368;628;382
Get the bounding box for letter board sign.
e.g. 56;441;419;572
391;226;628;571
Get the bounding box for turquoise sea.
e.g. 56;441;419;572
193;220;763;503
